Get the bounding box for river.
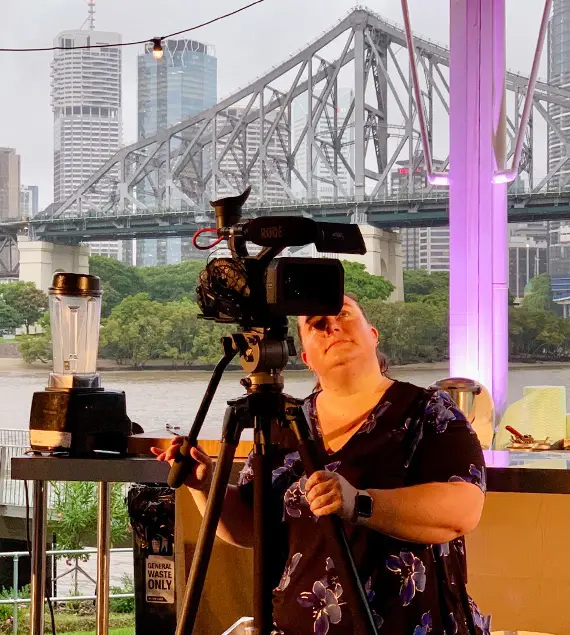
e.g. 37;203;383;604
3;362;570;437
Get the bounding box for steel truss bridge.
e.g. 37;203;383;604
4;6;570;271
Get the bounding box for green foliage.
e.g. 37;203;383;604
8;611;134;635
363;299;448;365
403;269;449;302
0;281;48;333
0;300;22;331
50;481;130;554
508;305;570;359
89;256;144;317
522;273;558;313
341;261;394;301
138;260;204;302
18;312;52;364
0;584;30;623
100;294;172;367
110;574;135;613
89;256;144;298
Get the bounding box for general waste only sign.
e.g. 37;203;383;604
146;555;175;604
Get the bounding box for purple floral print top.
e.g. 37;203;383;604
237;381;489;635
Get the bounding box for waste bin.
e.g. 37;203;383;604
127;484;176;634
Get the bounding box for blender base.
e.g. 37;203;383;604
29;388;133;456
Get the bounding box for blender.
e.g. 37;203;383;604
29;272;134;456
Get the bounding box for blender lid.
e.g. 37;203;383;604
49;273;102;297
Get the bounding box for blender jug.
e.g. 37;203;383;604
49;273;102;389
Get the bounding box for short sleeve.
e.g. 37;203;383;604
407;391;486;493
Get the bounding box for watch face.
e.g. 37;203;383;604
357;494;373;518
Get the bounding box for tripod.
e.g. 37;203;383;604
168;329;379;635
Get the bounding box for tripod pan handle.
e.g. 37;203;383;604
167;437;196;489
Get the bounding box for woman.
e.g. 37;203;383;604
152;295;489;634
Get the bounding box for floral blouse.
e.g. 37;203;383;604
237;380;490;635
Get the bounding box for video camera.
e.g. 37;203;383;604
196;186;367;328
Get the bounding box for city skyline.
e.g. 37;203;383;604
0;0;549;211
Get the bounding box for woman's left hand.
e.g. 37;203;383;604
305;471;359;521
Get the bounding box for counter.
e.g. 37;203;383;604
14;447;570;634
467;449;570;634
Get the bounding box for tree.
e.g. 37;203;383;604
403;270;449;302
100;294;172;367
138;260;204;303
508;306;570;360
163;300;202;366
49;481;130;595
89;256;145;317
0;282;48;333
0;300;22;331
362;299;448;365
341;261;394;302
18;312;52;364
522;273;557;313
89;255;144;298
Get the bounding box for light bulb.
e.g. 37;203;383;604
152;38;164;60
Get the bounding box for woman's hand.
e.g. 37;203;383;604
305;470;358;521
150;436;213;492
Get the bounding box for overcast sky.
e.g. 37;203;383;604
0;0;547;208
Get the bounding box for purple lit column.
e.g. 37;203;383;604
449;0;508;417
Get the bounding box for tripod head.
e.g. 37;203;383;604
231;322;296;395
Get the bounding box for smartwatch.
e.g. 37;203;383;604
353;490;374;523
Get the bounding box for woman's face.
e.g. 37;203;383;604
298;296;379;378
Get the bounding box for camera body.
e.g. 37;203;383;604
196;187;366;329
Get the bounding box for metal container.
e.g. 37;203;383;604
429;377;482;420
429;377;496;448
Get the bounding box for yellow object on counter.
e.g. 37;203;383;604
494;385;567;449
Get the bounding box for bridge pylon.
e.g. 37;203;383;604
18;237;90;293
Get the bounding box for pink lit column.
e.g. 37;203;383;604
449;0;509;417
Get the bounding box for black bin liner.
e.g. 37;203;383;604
127;484;176;634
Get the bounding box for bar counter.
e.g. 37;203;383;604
13;447;570;634
466;449;570;634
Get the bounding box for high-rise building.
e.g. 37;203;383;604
51;29;121;205
508;236;548;300
135;39;217;266
89;240;122;260
402;226;450;273
0;148;21;220
51;26;122;261
213;105;289;204
393;160;449;272
20;185;39;218
547;0;570;189
293;89;355;201
547;0;570;272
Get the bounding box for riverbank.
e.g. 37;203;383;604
4;356;570;373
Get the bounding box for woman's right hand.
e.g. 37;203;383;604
150;436;213;492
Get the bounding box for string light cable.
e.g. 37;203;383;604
0;0;265;54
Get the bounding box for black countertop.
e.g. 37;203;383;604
484;450;570;494
11;451;570;494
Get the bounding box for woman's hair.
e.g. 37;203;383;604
296;293;390;391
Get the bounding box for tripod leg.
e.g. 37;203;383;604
289;417;378;635
175;406;243;635
252;417;277;635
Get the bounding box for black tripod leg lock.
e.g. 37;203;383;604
167;437;196;489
